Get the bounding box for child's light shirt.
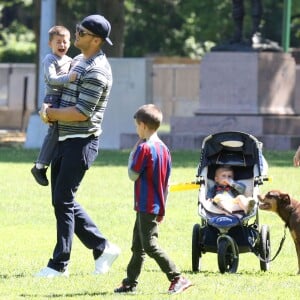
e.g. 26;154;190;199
43;53;73;97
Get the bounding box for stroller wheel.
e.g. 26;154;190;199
259;224;271;271
192;223;202;272
217;236;239;274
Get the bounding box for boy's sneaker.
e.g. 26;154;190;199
94;243;121;274
114;284;137;294
31;166;49;186
35;267;69;278
168;276;192;295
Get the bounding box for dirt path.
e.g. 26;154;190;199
0;130;26;147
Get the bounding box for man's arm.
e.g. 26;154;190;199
40;103;88;123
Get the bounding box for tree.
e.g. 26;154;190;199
96;0;125;57
123;0;300;57
0;0;300;62
55;0;125;57
0;0;37;62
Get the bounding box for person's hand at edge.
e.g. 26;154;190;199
294;147;300;167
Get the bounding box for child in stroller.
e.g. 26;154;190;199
207;165;256;216
192;131;270;274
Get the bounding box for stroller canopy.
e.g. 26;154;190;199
197;131;265;180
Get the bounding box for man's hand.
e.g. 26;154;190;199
39;103;50;124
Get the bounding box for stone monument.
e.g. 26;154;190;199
170;1;300;150
212;0;281;52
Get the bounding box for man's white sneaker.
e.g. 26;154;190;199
35;267;69;278
94;243;121;274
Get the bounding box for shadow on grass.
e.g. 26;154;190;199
263;150;295;167
0;146;294;168
0;147;201;167
20;291;109;298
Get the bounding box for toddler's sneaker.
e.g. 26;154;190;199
94;242;121;274
114;284;137;294
168;276;192;295
35;267;69;278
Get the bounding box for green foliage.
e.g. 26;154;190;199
124;0;300;57
1;0;300;61
0;20;36;62
291;14;300;42
123;0;219;58
0;0;32;6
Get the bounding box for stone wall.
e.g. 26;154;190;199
170;52;300;151
1;54;300;150
0;64;36;130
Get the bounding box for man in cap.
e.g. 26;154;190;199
35;14;120;278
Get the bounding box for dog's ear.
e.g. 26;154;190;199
282;193;291;205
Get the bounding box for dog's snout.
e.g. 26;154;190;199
258;194;264;201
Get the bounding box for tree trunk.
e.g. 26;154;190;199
33;0;41;110
96;0;125;57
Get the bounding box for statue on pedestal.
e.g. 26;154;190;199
212;0;281;52
231;0;262;45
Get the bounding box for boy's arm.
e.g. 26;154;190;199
44;57;75;85
206;185;215;199
231;180;246;194
128;151;139;181
127;139;143;181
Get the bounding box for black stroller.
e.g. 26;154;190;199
192;131;270;273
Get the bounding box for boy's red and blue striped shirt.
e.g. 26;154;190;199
130;138;171;216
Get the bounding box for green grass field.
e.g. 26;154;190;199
1;147;300;299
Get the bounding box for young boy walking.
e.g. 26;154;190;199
114;104;192;295
31;25;77;186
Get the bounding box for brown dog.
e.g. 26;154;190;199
258;190;300;274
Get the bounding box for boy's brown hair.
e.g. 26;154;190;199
134;104;163;130
48;25;70;41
